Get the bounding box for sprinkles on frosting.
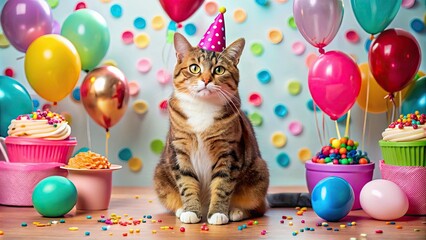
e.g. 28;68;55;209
16;110;66;126
388;111;425;129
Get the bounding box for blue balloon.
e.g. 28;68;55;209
0;76;33;137
311;177;354;222
401;76;426;115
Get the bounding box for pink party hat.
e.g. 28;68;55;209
198;7;226;52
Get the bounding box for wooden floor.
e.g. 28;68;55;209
0;187;425;240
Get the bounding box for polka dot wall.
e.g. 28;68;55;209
0;0;425;186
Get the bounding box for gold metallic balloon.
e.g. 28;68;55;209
80;66;129;131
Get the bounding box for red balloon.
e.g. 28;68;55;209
159;0;204;23
368;28;421;95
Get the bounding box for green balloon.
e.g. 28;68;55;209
32;176;77;217
351;0;402;35
0;76;33;137
61;9;110;71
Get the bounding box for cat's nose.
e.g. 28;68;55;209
203;78;211;85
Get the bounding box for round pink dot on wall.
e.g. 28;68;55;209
156;69;171;84
288;120;303;136
137;58;152;73
292;41;305;55
121;31;134;45
248;92;263;107
128;81;140;96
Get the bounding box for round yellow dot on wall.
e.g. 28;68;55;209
128;157;143;172
61;112;72;125
0;34;10;48
287;80;302;96
151;16;165;30
102;59;117;67
268;29;283;44
298;147;312;162
233;8;247;23
271;132;287;148
133;100;149;115
134;33;150;49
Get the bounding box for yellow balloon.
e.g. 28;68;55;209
356;63;413;113
25;34;81;103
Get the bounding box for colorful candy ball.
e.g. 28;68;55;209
32;176;77;217
360;179;408;220
311;177;354;222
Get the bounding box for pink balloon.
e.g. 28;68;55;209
360;179;408;220
159;0;204;23
308;51;361;121
293;0;344;51
0;0;53;52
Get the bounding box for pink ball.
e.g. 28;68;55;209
360;179;408;220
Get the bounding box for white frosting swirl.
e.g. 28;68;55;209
7;119;71;140
382;124;426;142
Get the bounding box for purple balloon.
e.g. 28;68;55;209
1;0;53;52
52;19;61;35
293;0;344;51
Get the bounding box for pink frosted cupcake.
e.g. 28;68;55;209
4;110;77;163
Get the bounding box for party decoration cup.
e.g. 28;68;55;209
351;0;402;35
80;66;129;131
61;9;110;71
368;29;421;96
0;76;33;137
61;165;122;210
159;0;204;23
0;0;53;52
293;0;343;52
24;34;81;103
308;51;361;120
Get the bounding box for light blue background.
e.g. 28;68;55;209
0;0;425;186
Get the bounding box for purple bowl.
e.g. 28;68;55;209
305;161;375;210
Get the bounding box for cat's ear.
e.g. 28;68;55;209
223;38;245;65
174;32;192;62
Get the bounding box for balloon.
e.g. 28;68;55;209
0;76;33;137
80;66;129;131
360;179;408;220
24;34;81;103
311;177;354;222
402;76;426;114
159;0;204;23
308;51;361;121
61;9;110;71
351;0;401;35
0;0;53;52
356;63;412;113
293;0;344;51
32;176;77;217
369;29;421;95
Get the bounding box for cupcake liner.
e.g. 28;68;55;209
379;140;426;167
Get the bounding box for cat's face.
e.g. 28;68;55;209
173;33;245;103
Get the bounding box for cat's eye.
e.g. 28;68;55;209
189;64;201;74
214;66;225;75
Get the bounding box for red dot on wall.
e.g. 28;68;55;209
4;68;14;77
75;2;87;10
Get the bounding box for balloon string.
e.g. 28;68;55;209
16;56;24;60
369;34;375;41
322;112;327;144
344;110;351;137
313;101;323;146
362;76;371;152
86;115;92;150
335;121;341;139
105;130;110;159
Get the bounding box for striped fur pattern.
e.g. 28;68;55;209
154;33;269;225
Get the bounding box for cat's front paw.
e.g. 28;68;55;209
208;213;229;225
175;208;183;218
180;211;201;224
229;208;245;222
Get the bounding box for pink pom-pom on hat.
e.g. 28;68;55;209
198;7;226;52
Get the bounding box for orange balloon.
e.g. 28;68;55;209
356;63;413;113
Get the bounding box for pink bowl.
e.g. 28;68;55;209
4;137;77;163
0;162;67;206
305;161;375;210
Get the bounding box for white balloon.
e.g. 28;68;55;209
360;179;409;220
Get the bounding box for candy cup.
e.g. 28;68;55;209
311;177;354;221
360;179;408;220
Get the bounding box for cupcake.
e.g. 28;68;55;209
379;111;426;166
4;110;77;163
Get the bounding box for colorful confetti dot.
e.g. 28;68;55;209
110;4;122;18
134;17;146;29
233;8;247;23
276;152;290;167
133;100;149;115
257;70;271;84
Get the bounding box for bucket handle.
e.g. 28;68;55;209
0;137;10;162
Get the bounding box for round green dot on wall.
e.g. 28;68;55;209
118;148;132;161
250;42;264;56
298;147;312;162
128;157;143;172
287;80;302;96
46;0;59;9
288;16;297;30
271;131;287;148
150;139;164;154
276;152;290;168
248;112;263;127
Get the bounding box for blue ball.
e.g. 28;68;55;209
32;176;77;217
311;177;354;222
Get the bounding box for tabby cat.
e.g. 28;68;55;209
153;32;270;225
